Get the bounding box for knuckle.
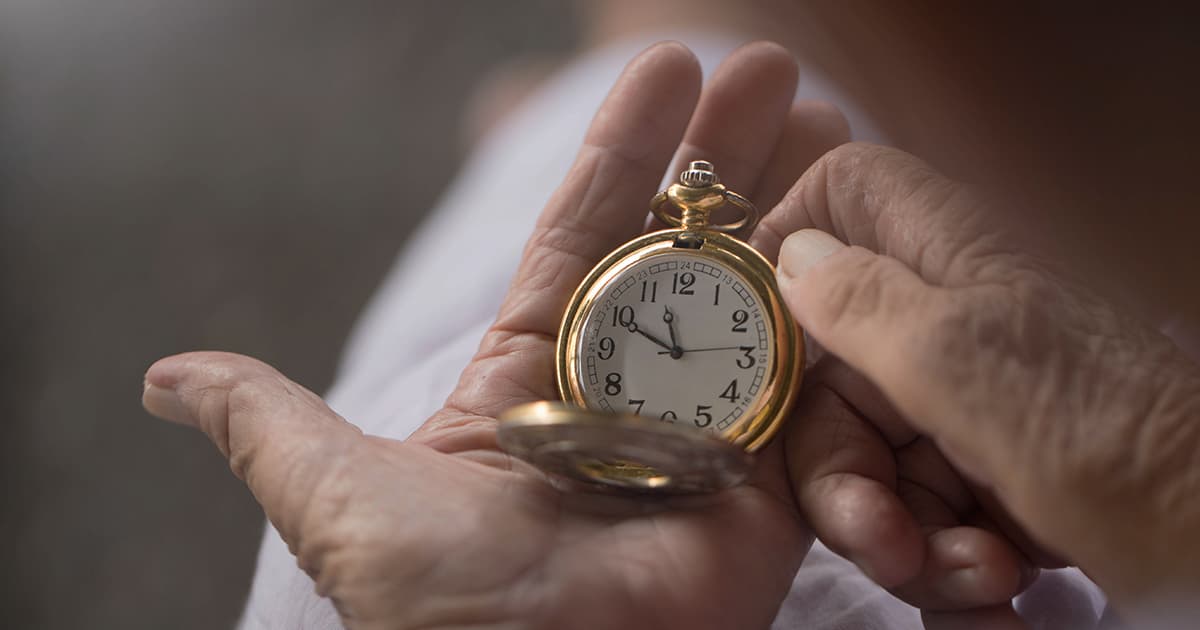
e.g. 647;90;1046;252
807;250;912;337
815;143;1011;287
813;142;879;202
192;384;233;456
916;289;1031;387
186;351;280;385
221;376;280;479
900;289;1028;417
523;225;594;289
1006;282;1200;510
296;490;376;609
811;143;950;229
930;295;990;360
818;142;926;191
818;140;880;172
907;280;1089;483
815;251;887;327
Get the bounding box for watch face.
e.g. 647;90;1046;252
575;250;774;434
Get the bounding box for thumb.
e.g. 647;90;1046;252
775;230;998;480
776;229;947;390
142;351;365;545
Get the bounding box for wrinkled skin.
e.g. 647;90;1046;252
144;42;845;630
758;145;1200;628
143;43;1200;629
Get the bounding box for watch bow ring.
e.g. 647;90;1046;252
649;160;759;236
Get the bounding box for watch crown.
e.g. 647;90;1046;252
680;160;719;187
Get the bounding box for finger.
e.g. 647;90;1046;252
749;99;850;251
647;40;799;231
922;604;1029;630
891;445;1031;610
897;437;975;518
672;41;799;197
785;380;926;587
493;41;703;344
775;228;993;436
417;42;703;447
744;437;813;514
787;367;1030;609
143;351;364;545
969;485;1069;569
758;142;1011;287
776;227;950;393
891;524;1031;610
813;356;918;446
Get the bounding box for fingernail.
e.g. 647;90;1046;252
142;380;193;426
932;566;984;602
777;229;846;281
932;562;1031;605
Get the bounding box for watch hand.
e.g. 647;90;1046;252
660;306;683;359
628;323;674;352
657;345;744;354
662;306;679;349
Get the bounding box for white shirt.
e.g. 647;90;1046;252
237;33;1106;630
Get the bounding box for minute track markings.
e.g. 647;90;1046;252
580;250;773;433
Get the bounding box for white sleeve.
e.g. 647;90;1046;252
235;32;1102;630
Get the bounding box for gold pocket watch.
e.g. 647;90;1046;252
499;161;804;493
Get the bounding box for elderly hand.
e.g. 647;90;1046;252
756;143;1200;629
142;42;853;630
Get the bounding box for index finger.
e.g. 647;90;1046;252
752;142;1010;288
415;42;703;448
417;42;808;451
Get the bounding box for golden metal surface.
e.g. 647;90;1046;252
650;160;759;236
497;402;752;493
499;160;805;493
555;229;803;452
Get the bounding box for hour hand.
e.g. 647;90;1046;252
628;322;674;353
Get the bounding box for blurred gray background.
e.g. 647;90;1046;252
0;2;577;627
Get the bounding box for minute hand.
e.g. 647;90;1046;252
658;345;743;354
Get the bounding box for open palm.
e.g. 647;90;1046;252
142;42;852;630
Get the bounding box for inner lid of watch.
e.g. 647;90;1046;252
497;401;752;494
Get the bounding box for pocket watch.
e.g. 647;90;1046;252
499;161;804;493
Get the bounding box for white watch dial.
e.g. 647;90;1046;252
576;251;773;433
